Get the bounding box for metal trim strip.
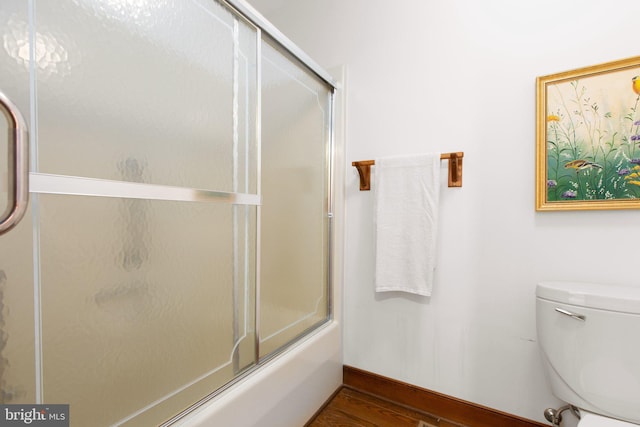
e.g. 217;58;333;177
29;173;261;205
222;0;338;89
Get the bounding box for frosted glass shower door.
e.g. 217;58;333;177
259;41;333;356
1;0;258;426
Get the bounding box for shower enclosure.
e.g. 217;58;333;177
0;0;336;425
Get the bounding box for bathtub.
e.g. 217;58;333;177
173;321;342;426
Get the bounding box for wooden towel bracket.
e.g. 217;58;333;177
351;152;464;191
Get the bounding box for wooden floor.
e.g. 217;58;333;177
306;387;467;427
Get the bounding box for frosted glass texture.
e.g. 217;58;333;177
30;0;258;423
0;0;334;424
35;0;257;193
38;195;256;426
0;0;37;406
0;0;260;424
259;41;332;356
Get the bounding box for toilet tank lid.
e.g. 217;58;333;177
536;281;640;314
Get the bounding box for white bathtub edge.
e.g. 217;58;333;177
174;321;342;426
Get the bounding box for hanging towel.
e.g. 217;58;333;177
374;153;441;296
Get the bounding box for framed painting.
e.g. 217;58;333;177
536;56;640;211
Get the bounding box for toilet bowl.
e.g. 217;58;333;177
579;411;640;427
536;281;640;426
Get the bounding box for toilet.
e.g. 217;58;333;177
536;281;640;426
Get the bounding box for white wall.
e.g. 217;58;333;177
248;0;640;424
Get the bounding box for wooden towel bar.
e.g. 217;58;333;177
351;152;464;191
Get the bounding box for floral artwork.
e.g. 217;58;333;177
536;56;640;210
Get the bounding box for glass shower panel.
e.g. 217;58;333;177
0;0;36;405
37;194;256;426
34;0;257;193
0;0;335;423
0;212;36;405
259;40;332;356
27;0;259;424
235;22;259;196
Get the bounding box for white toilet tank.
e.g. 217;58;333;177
536;281;640;425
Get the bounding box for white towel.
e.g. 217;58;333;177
374;153;441;296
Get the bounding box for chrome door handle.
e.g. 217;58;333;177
0;90;29;236
555;307;586;321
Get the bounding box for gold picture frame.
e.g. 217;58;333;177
536;56;640;211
